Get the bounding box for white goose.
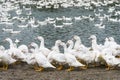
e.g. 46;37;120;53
4;38;26;62
36;36;51;57
102;54;120;70
60;42;86;71
26;42;56;71
89;35;104;51
0;51;16;70
89;35;104;65
67;40;96;68
108;37;118;49
73;35;88;51
47;40;66;70
18;44;29;55
104;37;110;48
0;45;5;54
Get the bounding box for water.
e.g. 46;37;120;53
0;0;120;49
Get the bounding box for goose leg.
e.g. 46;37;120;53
35;66;44;72
93;62;97;67
13;61;21;65
4;64;8;70
80;66;87;70
34;64;39;70
110;66;115;70
105;65;111;70
0;63;8;70
57;65;63;70
66;66;74;71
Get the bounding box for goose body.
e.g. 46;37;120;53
5;38;26;62
0;51;16;70
27;42;55;71
67;40;96;66
61;42;86;71
37;36;51;57
47;46;66;64
102;54;120;70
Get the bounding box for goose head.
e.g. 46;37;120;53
60;42;66;49
18;45;29;53
55;40;61;46
29;48;35;53
66;40;74;49
0;45;5;51
5;38;12;42
109;37;115;42
36;36;44;41
73;35;82;45
89;35;97;40
67;40;74;45
73;35;81;41
30;42;39;49
105;37;109;41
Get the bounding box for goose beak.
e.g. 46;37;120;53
66;42;69;46
34;37;38;40
2;39;6;42
71;38;74;41
28;44;32;48
88;37;92;40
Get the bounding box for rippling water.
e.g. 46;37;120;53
0;0;120;49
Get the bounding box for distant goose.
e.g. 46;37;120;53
2;28;13;32
10;30;21;34
18;24;28;28
31;23;39;28
37;20;47;26
16;9;22;15
74;16;82;21
53;24;64;28
63;22;73;26
94;22;105;29
56;17;63;21
62;16;72;21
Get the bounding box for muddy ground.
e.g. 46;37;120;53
0;63;120;80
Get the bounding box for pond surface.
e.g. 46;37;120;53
0;0;120;49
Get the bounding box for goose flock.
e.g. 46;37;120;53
0;0;120;72
0;35;120;71
0;0;120;32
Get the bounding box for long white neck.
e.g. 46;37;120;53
34;45;39;52
63;44;67;53
8;39;14;49
54;44;60;53
91;38;98;49
39;38;45;49
68;43;73;50
74;39;81;49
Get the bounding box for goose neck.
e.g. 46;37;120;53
92;39;97;45
8;39;14;49
63;45;67;53
68;43;73;50
39;39;45;48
